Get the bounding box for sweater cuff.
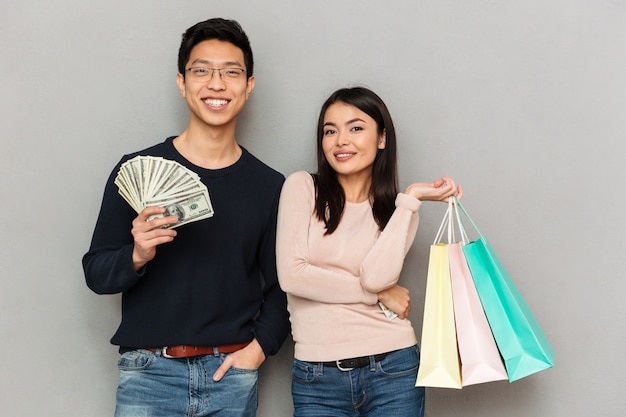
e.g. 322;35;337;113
395;193;422;212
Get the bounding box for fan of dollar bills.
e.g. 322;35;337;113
114;155;214;228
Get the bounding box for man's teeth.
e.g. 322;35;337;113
204;99;228;106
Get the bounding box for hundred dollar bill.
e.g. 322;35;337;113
115;155;215;228
379;302;398;321
146;190;214;229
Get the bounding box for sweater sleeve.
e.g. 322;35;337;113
277;172;422;305
276;172;421;304
277;172;379;305
359;193;421;292
251;182;291;357
82;158;145;294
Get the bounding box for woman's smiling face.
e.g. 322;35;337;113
321;101;386;182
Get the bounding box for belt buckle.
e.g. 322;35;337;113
336;360;355;371
161;347;175;358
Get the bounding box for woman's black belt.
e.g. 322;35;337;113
322;352;389;370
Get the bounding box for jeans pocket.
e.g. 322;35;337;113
291;359;316;383
229;366;259;375
378;346;419;378
117;349;154;371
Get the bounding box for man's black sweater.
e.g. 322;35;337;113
83;137;290;357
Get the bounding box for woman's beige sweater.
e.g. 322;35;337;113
276;171;422;361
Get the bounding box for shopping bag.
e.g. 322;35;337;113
448;199;508;386
456;198;554;382
415;205;462;389
448;242;508;386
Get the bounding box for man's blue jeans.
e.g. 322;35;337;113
291;345;425;417
114;349;258;417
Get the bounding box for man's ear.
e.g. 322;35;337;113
176;73;186;97
245;75;255;99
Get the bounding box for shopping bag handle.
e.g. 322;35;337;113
434;199;469;245
451;197;470;245
453;196;484;239
433;200;453;244
435;197;480;245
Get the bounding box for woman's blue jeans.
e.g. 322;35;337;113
291;345;425;417
114;349;258;417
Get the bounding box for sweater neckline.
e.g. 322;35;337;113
163;136;248;178
345;199;372;208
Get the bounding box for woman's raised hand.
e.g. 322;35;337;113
404;175;462;202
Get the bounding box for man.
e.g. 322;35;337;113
83;18;289;417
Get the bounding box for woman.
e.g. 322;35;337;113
276;87;461;416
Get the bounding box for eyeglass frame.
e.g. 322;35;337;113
184;66;247;81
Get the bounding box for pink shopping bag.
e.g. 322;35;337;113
449;240;508;386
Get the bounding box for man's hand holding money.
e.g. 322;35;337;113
130;206;179;271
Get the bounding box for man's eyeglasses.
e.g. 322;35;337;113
185;67;246;81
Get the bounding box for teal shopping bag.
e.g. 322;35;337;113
456;199;554;382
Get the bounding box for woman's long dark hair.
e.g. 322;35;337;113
313;87;398;234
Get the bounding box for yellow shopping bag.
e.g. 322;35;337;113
415;205;462;389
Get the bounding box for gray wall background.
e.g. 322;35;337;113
1;1;624;416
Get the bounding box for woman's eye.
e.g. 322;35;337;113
324;129;336;135
351;126;363;132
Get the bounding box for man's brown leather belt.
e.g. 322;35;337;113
148;342;250;358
